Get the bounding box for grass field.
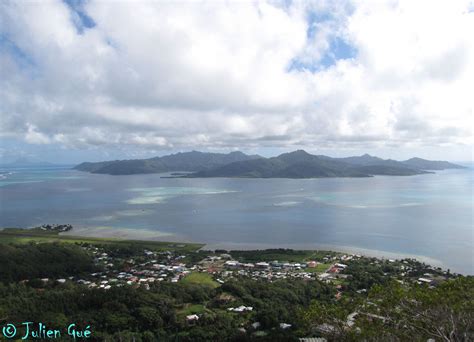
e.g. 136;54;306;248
181;272;219;288
305;263;332;273
178;304;208;316
0;228;204;253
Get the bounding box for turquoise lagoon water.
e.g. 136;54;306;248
0;165;472;274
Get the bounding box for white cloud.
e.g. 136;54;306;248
0;0;472;157
25;124;50;144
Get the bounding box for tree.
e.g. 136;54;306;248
302;277;474;341
363;278;474;341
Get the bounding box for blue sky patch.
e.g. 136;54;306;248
0;34;37;75
306;10;332;40
288;9;356;73
288;36;356;73
321;36;357;65
63;0;96;34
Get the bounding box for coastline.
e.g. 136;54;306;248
60;226;176;241
1;225;470;274
58;226;456;274
200;242;446;271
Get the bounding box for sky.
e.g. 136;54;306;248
0;0;473;164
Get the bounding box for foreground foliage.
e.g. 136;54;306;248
302;277;474;341
0;242;472;341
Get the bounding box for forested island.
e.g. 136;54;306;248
0;228;472;341
74;150;464;178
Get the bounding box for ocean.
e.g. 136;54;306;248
0;165;472;274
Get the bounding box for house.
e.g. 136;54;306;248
251;322;261;329
225;260;239;267
186;314;199;323
418;277;433;284
227;306;253;313
207;256;221;261
279;323;292;329
318;273;331;280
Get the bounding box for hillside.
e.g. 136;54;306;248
0;230;470;341
74;150;464;177
402;157;466;170
74;151;261;175
191;150;431;178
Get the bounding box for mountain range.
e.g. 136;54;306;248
74;151;261;175
73;150;465;178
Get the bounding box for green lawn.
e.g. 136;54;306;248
306;263;332;273
178;304;207;316
181;272;219;288
0;228;204;253
332;279;345;286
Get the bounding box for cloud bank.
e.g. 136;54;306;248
1;0;473;158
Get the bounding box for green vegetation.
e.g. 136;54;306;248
0;228;203;253
306;263;332;273
229;249;338;263
178;304;207;316
302;278;474;341
181;272;219;288
0;261;333;341
0;230;472;341
0;243;98;283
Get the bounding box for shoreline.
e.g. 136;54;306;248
59;226;454;273
200;242;446;270
2;225;468;274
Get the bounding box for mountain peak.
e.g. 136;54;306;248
277;150;311;158
291;149;310;155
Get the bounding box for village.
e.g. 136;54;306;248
3;235;465;339
33;244;450;333
39;244;454;299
